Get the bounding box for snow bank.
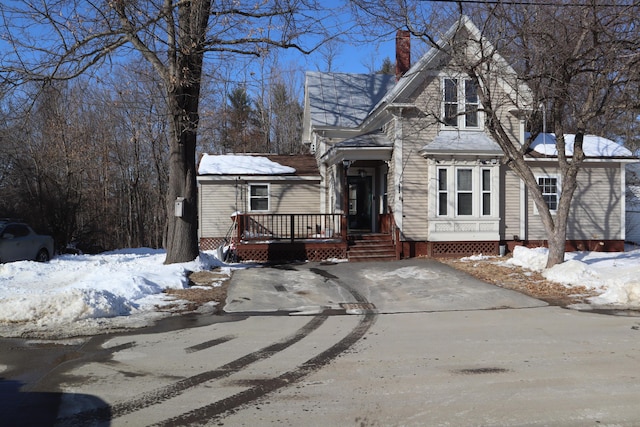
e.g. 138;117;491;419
0;249;225;338
507;246;549;272
507;246;640;308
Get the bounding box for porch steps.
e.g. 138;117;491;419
347;234;397;262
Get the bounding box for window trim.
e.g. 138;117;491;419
248;183;270;212
442;77;480;130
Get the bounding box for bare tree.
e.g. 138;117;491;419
1;0;335;263
352;1;640;267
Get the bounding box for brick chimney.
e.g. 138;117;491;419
395;30;411;81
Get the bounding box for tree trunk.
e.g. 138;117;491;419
163;0;211;264
164;92;200;264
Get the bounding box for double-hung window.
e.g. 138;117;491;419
481;169;491;216
249;184;269;211
537;176;559;212
438;169;449;215
456;169;473;215
443;78;479;129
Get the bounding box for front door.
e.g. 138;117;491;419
348;176;372;232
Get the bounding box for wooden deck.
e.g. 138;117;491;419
205;213;398;263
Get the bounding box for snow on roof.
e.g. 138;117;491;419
421;130;503;155
198;154;296;175
530;133;633;157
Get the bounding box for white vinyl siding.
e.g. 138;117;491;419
396;111;434;241
198;180;321;239
267;182;320;213
198;182;238;238
502;169;522;240
526;164;623;240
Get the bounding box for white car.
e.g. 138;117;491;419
0;220;54;263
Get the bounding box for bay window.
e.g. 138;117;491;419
436;165;495;217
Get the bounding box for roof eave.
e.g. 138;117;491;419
525;154;638;163
420;149;504;158
323;146;393;166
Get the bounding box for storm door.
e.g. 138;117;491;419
347;176;372;232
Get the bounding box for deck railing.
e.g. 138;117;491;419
235;213;344;243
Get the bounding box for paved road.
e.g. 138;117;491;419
1;259;640;426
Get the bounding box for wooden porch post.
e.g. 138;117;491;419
235;213;244;242
342;160;350;239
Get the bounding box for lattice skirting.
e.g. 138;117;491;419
235;242;347;263
428;241;499;257
199;237;228;251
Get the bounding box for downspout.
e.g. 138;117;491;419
519;117;527;242
621;163;626;242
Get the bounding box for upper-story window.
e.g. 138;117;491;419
443;78;479;129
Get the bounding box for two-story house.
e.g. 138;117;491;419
302;16;634;259
198;16;635;262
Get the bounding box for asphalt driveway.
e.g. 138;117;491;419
4;258;640;426
225;258;547;314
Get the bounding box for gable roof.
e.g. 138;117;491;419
197;154;320;176
322;131;394;164
365;16;533;128
304;16;533;137
304;72;396;129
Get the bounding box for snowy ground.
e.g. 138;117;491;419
1;245;639;339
